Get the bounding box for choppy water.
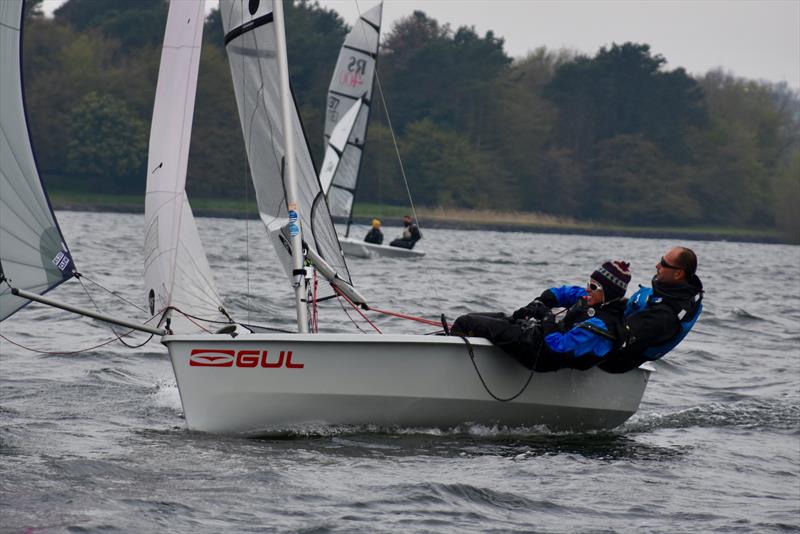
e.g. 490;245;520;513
1;211;798;532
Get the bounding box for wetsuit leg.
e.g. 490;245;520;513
451;313;543;369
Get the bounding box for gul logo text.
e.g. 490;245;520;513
189;349;304;368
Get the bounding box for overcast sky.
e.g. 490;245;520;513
41;0;800;89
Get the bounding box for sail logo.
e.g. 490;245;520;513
52;251;71;273
190;349;304;369
340;56;365;88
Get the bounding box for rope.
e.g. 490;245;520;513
458;335;538;402
367;306;443;327
331;285;381;333
164;307;215;334
456;325;544;402
1;332;136;356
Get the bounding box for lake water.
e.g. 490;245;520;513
1;211;798;532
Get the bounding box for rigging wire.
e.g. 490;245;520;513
352;1;442;312
332;285;381;333
74;273;154;348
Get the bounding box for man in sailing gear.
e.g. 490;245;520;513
599;247;703;373
389;214;422;249
451;260;632;371
364;218;384;244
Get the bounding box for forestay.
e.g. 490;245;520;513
220;0;352;297
144;0;227;332
322;2;382;221
0;0;74;321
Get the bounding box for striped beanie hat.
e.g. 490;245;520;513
591;260;632;302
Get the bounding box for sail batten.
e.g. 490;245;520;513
1;0;75;321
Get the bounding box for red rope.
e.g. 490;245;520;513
330;285;446;331
331;285;382;333
367;306;443;327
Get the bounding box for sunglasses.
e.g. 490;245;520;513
660;256;683;270
588;281;602;292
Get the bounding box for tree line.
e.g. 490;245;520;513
20;0;800;240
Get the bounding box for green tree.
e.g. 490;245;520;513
353;122;405;207
685;124;766;226
24;0;45;19
492;48;572;214
188;45;250;199
380;11;511;136
772;151;800;242
54;0;168;49
587;134;700;225
399;120;506;209
65;91;147;192
544;43;707;163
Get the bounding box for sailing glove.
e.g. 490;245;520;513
512;300;550;321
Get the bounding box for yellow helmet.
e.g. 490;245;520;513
371;218;381;228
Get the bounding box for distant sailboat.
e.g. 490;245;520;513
319;2;424;258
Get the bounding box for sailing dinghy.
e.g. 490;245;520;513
319;3;424;259
158;0;651;435
1;0;651;436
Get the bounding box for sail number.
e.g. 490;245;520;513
189;349;304;369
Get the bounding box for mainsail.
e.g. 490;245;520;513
144;0;227;332
220;0;352;296
0;0;75;321
322;2;383;223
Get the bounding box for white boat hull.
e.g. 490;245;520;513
164;333;650;436
339;236;425;258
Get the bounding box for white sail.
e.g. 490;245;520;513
323;2;382;220
144;0;227;333
0;0;75;321
319;97;363;197
220;0;352;297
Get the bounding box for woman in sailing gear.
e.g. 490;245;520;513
364;218;384;244
389;214;422;249
599;247;703;373
451;260;632;371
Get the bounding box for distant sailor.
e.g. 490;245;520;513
389;214;422;250
364;218;384;245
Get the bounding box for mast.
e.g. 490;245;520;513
273;0;308;333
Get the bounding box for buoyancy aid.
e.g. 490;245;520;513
561;298;627;348
623;281;703;360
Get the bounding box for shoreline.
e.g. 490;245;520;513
50;201;792;245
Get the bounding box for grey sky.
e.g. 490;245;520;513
41;0;800;89
321;0;800;89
